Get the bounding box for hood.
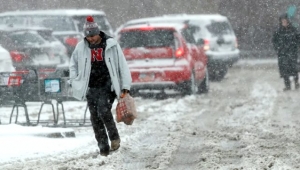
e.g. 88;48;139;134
279;13;291;26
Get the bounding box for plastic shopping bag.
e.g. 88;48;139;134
116;94;137;125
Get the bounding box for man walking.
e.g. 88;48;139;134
272;13;300;91
69;16;132;156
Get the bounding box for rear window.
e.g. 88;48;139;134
37;30;56;42
206;21;233;36
119;29;175;48
8;31;46;45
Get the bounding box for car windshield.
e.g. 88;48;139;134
0;16;76;32
119;29;175;48
206;21;233;36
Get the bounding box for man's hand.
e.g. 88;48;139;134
120;89;129;98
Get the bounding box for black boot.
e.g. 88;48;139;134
283;76;291;91
98;140;110;156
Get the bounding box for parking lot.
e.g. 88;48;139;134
1;60;300;169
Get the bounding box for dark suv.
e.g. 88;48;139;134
121;14;240;81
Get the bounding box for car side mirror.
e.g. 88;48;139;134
196;39;204;45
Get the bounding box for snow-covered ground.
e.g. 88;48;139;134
1;58;300;170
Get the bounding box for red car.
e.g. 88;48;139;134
117;23;209;95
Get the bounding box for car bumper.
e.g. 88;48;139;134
206;49;240;66
130;66;190;91
131;81;177;91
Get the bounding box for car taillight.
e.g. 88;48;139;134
203;39;210;51
65;37;79;47
10;51;27;62
175;48;185;58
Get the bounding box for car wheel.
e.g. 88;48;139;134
198;69;209;94
181;71;197;95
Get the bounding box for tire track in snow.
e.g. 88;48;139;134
200;80;292;169
217;81;277;129
99;95;207;170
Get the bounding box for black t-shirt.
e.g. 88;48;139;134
87;33;111;88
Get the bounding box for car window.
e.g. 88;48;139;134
0;16;26;25
206;21;233;36
0;16;76;32
0;33;16;50
37;30;56;42
181;25;200;44
73;15;112;33
119;29;175;48
38;16;76;32
8;31;46;45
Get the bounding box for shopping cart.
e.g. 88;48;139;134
0;70;34;125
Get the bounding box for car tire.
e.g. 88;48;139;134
198;69;209;94
181;71;197;95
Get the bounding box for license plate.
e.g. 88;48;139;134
139;73;155;81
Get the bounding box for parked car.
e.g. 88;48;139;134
0;26;70;103
120;14;240;81
117;22;209;95
31;27;69;63
0;9;114;56
0;26;64;70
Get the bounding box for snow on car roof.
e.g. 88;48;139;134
125;14;228;25
0;9;105;16
120;22;186;32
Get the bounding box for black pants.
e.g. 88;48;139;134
86;86;119;146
